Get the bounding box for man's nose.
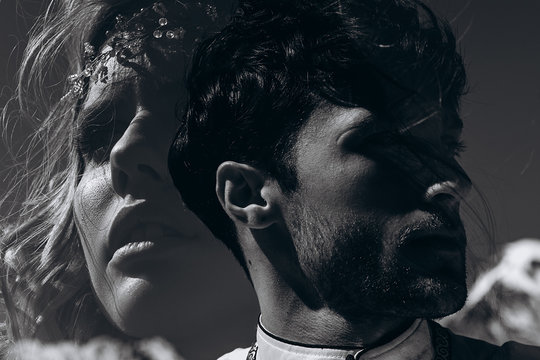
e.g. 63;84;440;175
423;176;471;210
109;113;170;198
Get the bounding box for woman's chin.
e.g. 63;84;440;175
104;277;187;338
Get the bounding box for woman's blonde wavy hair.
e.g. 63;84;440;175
0;0;236;353
0;1;135;351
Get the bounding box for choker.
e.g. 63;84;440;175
247;319;450;360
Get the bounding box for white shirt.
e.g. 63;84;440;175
218;318;434;360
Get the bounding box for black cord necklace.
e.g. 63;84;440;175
244;321;451;360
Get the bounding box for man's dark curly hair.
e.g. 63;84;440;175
169;0;467;271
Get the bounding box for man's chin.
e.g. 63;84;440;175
389;275;468;318
390;249;467;317
326;272;467;322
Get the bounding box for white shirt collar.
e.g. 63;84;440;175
255;318;434;360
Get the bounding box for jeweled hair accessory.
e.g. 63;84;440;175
63;1;222;101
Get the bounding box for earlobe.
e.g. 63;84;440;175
216;161;279;229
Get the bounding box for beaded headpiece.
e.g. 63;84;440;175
63;1;223;101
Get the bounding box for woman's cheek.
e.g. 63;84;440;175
74;164;121;257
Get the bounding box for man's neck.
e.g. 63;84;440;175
259;298;415;349
245;231;415;349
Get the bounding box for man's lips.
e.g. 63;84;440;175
402;226;466;248
400;227;466;277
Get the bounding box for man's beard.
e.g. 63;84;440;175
285;199;467;321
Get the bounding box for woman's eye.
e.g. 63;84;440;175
88;144;112;164
75;119;124;164
76;135;112;164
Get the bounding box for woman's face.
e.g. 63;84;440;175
72;50;242;348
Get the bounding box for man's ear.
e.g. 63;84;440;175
216;161;280;229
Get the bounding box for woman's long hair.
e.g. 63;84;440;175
1;0;234;353
0;1;126;351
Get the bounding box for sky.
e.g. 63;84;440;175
0;0;539;357
426;0;540;260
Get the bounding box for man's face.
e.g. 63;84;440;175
281;103;471;320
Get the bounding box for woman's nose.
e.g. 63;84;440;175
109;112;171;198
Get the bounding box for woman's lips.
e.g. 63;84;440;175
107;202;198;261
119;223;175;246
109;223;184;270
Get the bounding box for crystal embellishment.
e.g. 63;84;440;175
63;0;223;101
